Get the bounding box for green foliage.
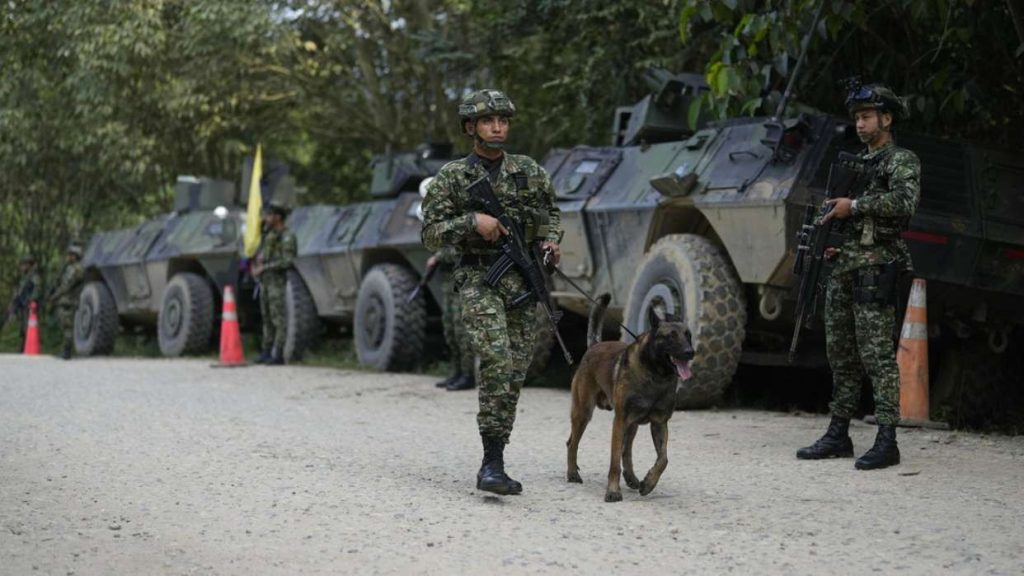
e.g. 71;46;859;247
1;0;1020;309
678;0;1024;140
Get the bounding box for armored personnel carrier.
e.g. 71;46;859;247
76;145;452;368
76;167;294;358
543;69;1024;408
287;143;453;370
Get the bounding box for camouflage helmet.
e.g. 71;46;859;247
66;243;84;258
20;254;35;265
263;199;291;217
845;84;909;121
458;89;516;129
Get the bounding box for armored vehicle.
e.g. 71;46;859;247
76;145;452;368
76;168;294;358
543;69;1024;409
287;143;453;370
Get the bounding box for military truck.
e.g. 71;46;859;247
542;69;1024;408
76;145;452;368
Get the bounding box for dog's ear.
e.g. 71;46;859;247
647;306;661;331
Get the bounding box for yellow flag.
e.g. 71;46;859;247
243;145;263;257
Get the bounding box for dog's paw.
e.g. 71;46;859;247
623;471;640;490
638;480;656;496
566;471;582;484
604;491;623;503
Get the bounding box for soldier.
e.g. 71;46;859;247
6;255;42;351
422;89;562;495
431;245;476;392
797;83;920;470
253;200;297;365
47;244;85;360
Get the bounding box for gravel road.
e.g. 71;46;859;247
1;355;1022;575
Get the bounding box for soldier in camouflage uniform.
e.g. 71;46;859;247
797;84;920;470
431;245;476;392
8;255;42;351
422;89;562;495
254;200;297;365
47;244;85;360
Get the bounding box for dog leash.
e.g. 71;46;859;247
547;264;639;341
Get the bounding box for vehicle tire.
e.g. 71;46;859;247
284;270;320;362
622;234;746;409
354;264;426;371
158;272;214;357
74;281;118;356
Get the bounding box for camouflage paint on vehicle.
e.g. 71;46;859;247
543;69;1024;407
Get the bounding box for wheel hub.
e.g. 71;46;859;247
362;295;386;348
638;280;683;331
77;303;94;339
164;298;182;337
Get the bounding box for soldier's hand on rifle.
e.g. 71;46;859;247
474;212;509;242
541;241;561;267
820;198;854;224
824;247;841;260
252;261;263;277
427;255;439;269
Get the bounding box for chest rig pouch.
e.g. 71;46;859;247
852;262;901;306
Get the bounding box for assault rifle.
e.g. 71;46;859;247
467;175;573;365
788;151;873;362
406;259;439;304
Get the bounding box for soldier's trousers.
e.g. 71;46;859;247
442;272;475;375
15;309;28;351
825;271;900;425
457;267;537;444
260;276;287;353
57;304;75;349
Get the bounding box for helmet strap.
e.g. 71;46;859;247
471;129;506;152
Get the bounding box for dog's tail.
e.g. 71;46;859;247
587;293;612;348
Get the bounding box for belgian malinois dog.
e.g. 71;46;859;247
566;294;695;502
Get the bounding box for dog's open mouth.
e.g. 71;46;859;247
673;359;693;381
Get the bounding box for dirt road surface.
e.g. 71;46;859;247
1;355;1022;575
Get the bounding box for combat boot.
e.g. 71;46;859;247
855;425;901;470
476;436;522;495
796;416;854;459
446;373;476;391
436;371;461;389
61;344;72;361
255;347;273;364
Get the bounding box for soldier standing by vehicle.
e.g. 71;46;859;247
797;83;920;470
431;245;476;392
4;255;42;350
253;200;296;365
422;89;562;495
47;245;85;360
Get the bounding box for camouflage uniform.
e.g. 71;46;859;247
258;226;297;354
12;267;42;347
825;141;921;425
436;245;474;377
49;261;85;352
422;153;561;443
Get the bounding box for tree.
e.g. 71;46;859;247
677;0;1024;144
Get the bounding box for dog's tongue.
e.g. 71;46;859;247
674;360;693;382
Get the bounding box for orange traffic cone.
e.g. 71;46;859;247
22;301;41;355
896;279;947;429
213;286;246;367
